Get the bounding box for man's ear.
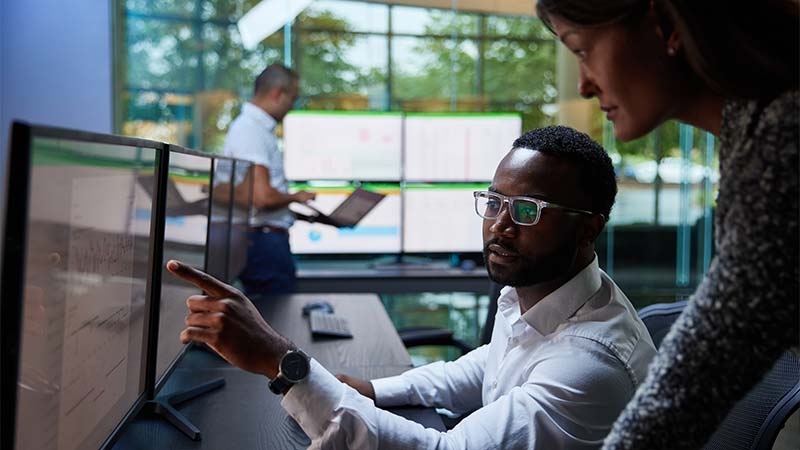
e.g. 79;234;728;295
579;214;606;249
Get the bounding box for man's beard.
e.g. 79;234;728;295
483;237;577;287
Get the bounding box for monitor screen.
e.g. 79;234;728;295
403;183;488;253
206;158;233;282
283;111;403;181
404;113;521;182
1;124;159;450
228;159;253;281
289;183;401;254
154;148;211;390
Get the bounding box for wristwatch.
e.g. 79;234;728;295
268;349;311;395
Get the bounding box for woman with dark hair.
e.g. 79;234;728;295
535;0;799;448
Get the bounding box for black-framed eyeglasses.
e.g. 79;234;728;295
473;191;597;226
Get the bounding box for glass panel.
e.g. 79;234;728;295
484;39;556;102
300;0;389;33
484;37;557;129
391;6;478;36
201;0;260;22
486;15;553;40
201;23;283;93
126;0;197;17
391;36;479;111
602;119;719;305
126;17;199;91
122;90;194;148
298;32;388;110
199;23;283;150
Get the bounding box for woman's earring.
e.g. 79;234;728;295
666;46;676;56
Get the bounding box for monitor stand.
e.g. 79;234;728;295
146;377;225;441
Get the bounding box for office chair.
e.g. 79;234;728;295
637;300;800;450
398;281;503;356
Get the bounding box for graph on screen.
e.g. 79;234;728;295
283;111;403;181
404;113;521;182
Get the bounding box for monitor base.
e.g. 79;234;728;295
146;377;225;441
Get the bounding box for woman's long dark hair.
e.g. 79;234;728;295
536;0;799;100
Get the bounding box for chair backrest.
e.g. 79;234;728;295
636;300;688;348
636;301;800;450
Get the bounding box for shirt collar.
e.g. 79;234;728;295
498;255;602;336
242;102;277;131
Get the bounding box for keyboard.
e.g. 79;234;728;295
309;311;353;339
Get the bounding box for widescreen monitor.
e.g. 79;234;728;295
283;111;403;181
402;183;487;254
289;183;401;254
404;113;521;182
1;122;161;450
154;147;211;390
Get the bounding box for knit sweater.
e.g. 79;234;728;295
602;90;800;449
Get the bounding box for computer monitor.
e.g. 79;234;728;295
290;183;402;254
154;146;212;391
283;111;403;181
403;113;521;182
227;159;253;281
1;122;162;450
206;157;234;282
402;183;487;254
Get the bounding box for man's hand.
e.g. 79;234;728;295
292;190;316;203
335;374;375;400
166;260;294;379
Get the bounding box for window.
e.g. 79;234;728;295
117;0;557;151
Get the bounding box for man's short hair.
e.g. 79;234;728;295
512;125;617;219
254;63;298;96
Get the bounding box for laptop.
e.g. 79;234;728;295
295;187;385;228
137;174;209;217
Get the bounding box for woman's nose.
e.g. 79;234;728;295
578;68;597;99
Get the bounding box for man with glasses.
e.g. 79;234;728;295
167;126;656;449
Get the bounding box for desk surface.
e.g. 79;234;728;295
112;293;444;450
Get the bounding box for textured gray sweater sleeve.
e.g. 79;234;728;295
602;91;800;450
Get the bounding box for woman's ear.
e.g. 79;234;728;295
650;0;681;55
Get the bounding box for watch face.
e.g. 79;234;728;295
282;351;310;382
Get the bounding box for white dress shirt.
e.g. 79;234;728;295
221;102;293;229
282;257;656;449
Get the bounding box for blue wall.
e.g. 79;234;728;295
1;0;113;222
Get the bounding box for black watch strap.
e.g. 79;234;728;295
268;375;293;395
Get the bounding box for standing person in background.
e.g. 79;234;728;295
535;0;799;449
222;63;315;296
